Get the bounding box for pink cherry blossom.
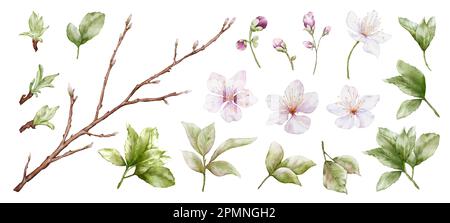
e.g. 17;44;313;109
236;39;247;50
303;12;315;32
266;80;318;134
327;85;379;129
204;71;257;122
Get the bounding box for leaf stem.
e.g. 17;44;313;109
202;156;207;192
423;98;440;117
346;41;360;79
411;167;415;179
248;30;261;68
76;47;80;59
423;50;431;71
403;170;420;190
321;141;333;161
117;166;130;189
257;175;271;190
285;52;294;71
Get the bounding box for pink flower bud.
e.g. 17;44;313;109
236;39;247;50
303;41;314;49
272;38;286;52
303;12;315;32
322;26;331;36
251;16;268;31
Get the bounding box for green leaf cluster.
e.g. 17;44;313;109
365;127;439;191
322;142;360;194
20;11;48;42
67;12;105;59
399;17;435;70
258;142;315;189
385;60;439;119
29;64;59;97
99;125;175;189
181;122;256;192
32;105;59;130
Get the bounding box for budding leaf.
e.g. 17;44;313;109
32;105;59;130
67;12;105;59
28;64;59;97
20;11;48;51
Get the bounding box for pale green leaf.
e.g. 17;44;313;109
385;60;426;98
32;105;59;130
416;19;431;51
323;161;347;194
398;17;418;37
210;137;256;162
181;122;202;154
272;167;301;186
376;171;401;191
427;17;436;42
280;155;315;175
182;151;203;173
333;155;360;175
98;148;126;166
395;129;413;161
207;161;240;177
79;12;105;44
415;133;440;165
197;123;215;156
135;149;167;175
397;99;422;119
137;166;175;188
265;142;284;174
66;23;81;46
124;124;139;165
376;128;398;149
365;148;403;170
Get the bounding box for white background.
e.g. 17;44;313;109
0;0;448;202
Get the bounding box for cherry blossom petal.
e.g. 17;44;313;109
204;94;224;113
340;85;359;107
362;38;380;57
346;11;360;33
356;110;374;128
267;112;289;125
221;102;242;122
359;95;380;110
236;89;257;108
284;80;304;108
284;115;311;134
370;31;391;43
362;10;381;33
335;114;357;129
348;32;365;42
207;73;226;95
297;92;318;114
228;70;246;92
266;94;287;111
327;103;348;116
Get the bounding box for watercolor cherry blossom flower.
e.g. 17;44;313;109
272;38;296;70
204;71;257;122
266;80;318;134
302;12;331;75
327;85;380;129
236;16;268;68
346;10;391;79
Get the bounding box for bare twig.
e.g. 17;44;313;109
86;132;118;138
19;91;33;105
14;17;234;192
173;39;179;62
62;86;77;141
52;143;93;162
19;120;34;133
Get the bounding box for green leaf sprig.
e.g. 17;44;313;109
67;12;105;59
321;141;360;194
385;60;439;119
20;64;59;105
99;125;175;189
181;122;256;192
365;127;439;191
20;11;49;52
20;105;59;133
399;17;435;70
257;142;315;189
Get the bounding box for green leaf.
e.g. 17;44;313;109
182;151;203;173
181;122;202;154
66;23;81;46
365;148;403;170
426;17;436;42
32;105;59;130
135;149;167;175
79;12;105;44
265;142;284;174
137;166;175;188
376;128;398;149
376;171;401;191
251;35;259;48
398;17;418;37
280;156;315;175
210;137;256;162
416;19;432;51
207;161;240;177
20;11;48;40
29;64;59;96
396;99;422;119
385;60;426;98
406;127;417;167
272;167;301;186
323;161;347;194
395;129;413;161
333;156;360;175
196;123;215;155
290;55;297;61
98;148;126;166
124;125;139;165
414;133;440;165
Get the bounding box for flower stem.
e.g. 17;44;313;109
285;52;294;71
312;35;322;75
346;41;360;79
257;175;271;189
321;141;333;161
423;50;432;71
423;98;440;118
403;170;420;190
248;30;261;68
117;166;130;189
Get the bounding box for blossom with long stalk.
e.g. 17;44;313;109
236;16;267;68
302;12;330;75
345;10;391;79
272;38;296;70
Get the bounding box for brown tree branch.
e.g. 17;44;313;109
19;120;35;133
86;132;118;138
62;86;77;141
19;91;33;105
51;143;93;162
13;16;234;192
